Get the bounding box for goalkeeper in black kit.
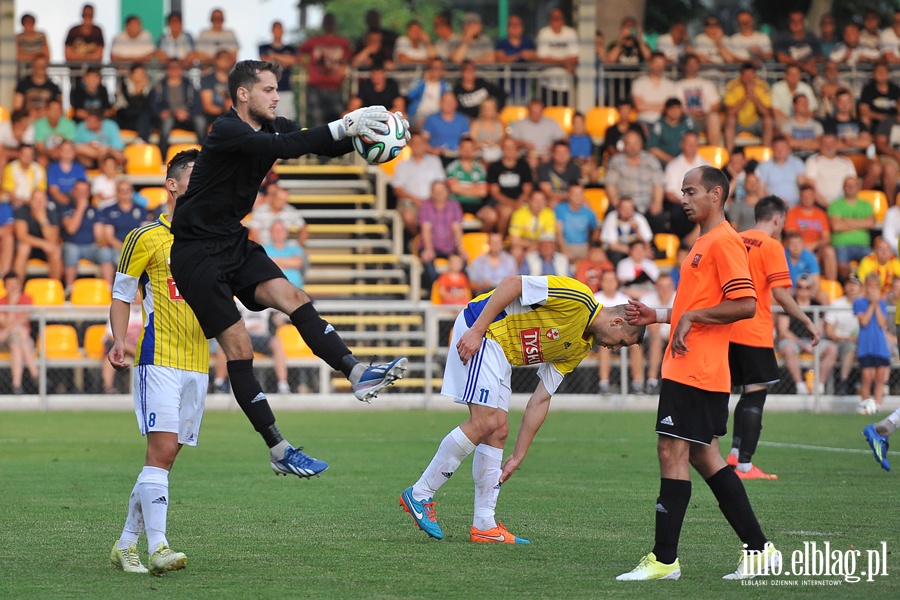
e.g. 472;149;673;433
170;59;410;478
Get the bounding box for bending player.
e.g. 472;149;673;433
170;60;409;478
727;195;818;480
399;275;645;543
620;166;779;581
108;150;206;575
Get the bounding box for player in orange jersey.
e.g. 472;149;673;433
727;195;818;480
618;166;780;581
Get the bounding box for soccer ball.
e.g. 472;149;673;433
352;112;408;164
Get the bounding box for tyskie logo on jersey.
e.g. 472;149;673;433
167;277;184;301
520;327;544;365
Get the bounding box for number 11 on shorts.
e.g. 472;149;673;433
478;389;489;404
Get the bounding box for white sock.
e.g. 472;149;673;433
117;480;144;550
472;444;503;531
138;466;170;552
878;408;900;436
413;427;476;501
736;462;752;473
349;363;366;385
270;439;290;460
730;448;739;458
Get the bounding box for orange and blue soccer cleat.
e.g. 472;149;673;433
469;522;530;544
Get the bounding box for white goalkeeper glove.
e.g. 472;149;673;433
328;105;392;140
394;111;411;141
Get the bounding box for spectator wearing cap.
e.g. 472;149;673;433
828;175;875;279
70;67;112;123
111;15;156;63
785;182;838;281
535;8;579;107
65;3;104;64
723;62;774;152
675;53;723;146
647;97;696;167
631;52;679;128
521;232;570;276
450;13;494;64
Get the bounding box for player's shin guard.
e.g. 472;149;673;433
652;478;691;565
706;466;767;551
289;304;356;376
227;359;281;447
737;389;767;464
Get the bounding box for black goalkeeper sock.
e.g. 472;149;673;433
706;466;767;551
651;478;691;565
227;359;281;447
737;389;767;464
731;396;745;452
289;304;356;376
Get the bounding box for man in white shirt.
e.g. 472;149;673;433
110;15;156;63
830;23;881;65
247;185;307;246
390;131;447;235
664;131;710;205
639;272;676;394
675;53;722;145
693;16;737;64
879;10;900;63
728;11;773;63
535;8;579;107
770;64;818;126
509;98;566;159
631;52;678;126
196;9;239;65
656;21;691;64
594;269;644;394
804;133;858;205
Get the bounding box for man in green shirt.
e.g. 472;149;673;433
445;136;490;226
33;99;77;162
827;175;875;280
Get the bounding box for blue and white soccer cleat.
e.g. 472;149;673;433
352;357;408;402
271;446;329;478
399;486;443;540
863;424;891;472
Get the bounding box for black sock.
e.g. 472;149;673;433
737;389;767;464
706;466;767;551
731;396;744;452
651;478;691;565
227;359;281;447
289;304;356;376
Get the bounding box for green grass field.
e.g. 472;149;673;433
0;409;896;599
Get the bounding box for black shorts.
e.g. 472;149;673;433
728;343;781;388
170;232;286;339
656;379;729;445
859;355;891;368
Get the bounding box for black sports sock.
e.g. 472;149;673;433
227;359;281;447
737;389;767;464
651;478;691;565
706;466;767;551
289;304;356;376
731;396;745;451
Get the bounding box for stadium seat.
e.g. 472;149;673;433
0;278;5;298
499;105;527;128
0;105;8;122
654;233;681;268
858;190;887;223
275;325;315;358
697;145;729;169
41;325;83;359
743;145;772;162
848;153;870;177
460;232;490;264
124;143;163;175
138;186;169;211
24;278;64;305
585;106;619;141
83;324;108;360
819;279;843;303
70;278;112;306
165;143;202;165
543;106;574;134
118;129;139;144
378;144;411;178
584;188;609;221
169;128;199;143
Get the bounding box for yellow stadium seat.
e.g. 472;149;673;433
743;145;772;163
378;144;411;178
858;190;888;223
41;325;83;359
698;145;729;169
819;279;843;303
124;143;163;175
138;186;169;211
0;105;9;122
543;106;575;134
585;106;619;141
0;278;5;299
654;233;681;268
169;128;198;142
276;325;315;358
70;278;112;306
118;129;139;144
499;105;528;127
83;324;108;360
460;232;490;264
165;143;202;165
584;188;609;221
24;278;65;305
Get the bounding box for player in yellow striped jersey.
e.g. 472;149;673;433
107;149;204;575
400;275;645;543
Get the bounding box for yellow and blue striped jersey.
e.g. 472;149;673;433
463;275;600;376
112;214;209;373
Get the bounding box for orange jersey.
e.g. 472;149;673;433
730;229;793;348
784;206;830;246
662;221;757;393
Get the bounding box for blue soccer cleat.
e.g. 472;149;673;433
399;486;443;540
271;446;329;478
863;425;891;472
353;357;408;402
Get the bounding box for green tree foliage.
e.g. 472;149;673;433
318;0;452;45
756;0;895;31
644;0;706;34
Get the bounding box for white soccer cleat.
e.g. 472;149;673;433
723;543;781;580
109;542;148;574
616;553;681;580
